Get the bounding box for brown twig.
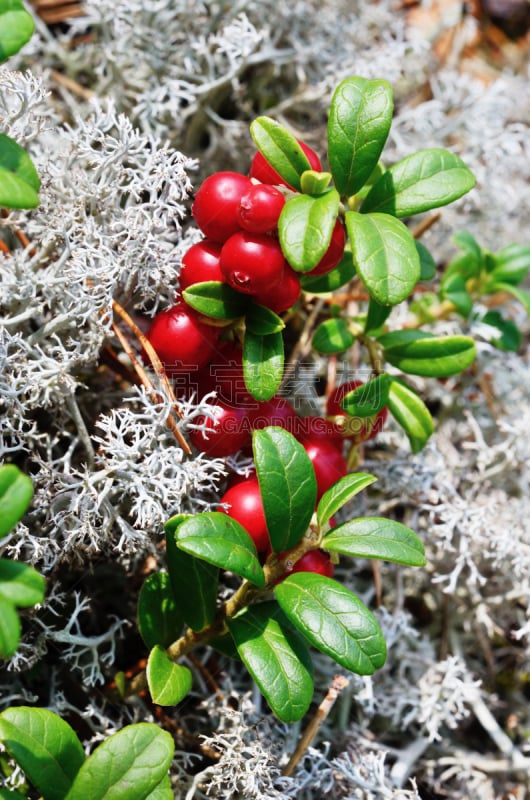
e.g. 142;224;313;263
0;239;10;254
412;212;441;239
50;70;95;101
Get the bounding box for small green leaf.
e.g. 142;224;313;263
0;559;45;607
0;707;85;800
228;603;313;722
253;427;317;553
146;645;192;706
250;117;312;191
275;573;386;674
312;318;355;354
379;330;476;377
327;76;393;197
279;190;340;273
138;572;183;650
300;249;356;294
490;245;530;285
183;281;249;320
0;464;34;539
246;303;285;335
386;378;434;453
480;310;521;352
300;170;332;196
346;211;420;306
243;330;284;401
0;596;20;659
440;272;473;317
453;230;483;265
489;282;530;314
64;723;174;800
0;134;40;209
317;473;377;527
0;2;35;62
361;148;476;216
165;514;218;632
416;240;437;281
364;296;392;334
176;512;265;588
323;517;426;566
340;374;391;417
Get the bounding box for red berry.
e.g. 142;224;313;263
250;141;322;189
237;183;285;234
252;263;301;313
145;300;219;373
192;172;251;242
219;477;270;552
292;415;344;448
250;395;299;433
188;399;252;457
291;549;334;578
326;380;388;443
196;341;257;410
308;219;346;276
179;240;224;290
220;231;287;296
300;434;348;499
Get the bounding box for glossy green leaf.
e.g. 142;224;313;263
279;189;340;273
253;427;317;553
64;723;174;800
416;240;437;281
0;135;40;209
0;707;85;800
243;330;284;401
300;170;332;196
323;517;425;566
480;310;521;352
317;473;377;527
182;281;248;320
386;378;434;453
0;596;20;659
379;330;476;377
327;76;393;197
489;282;530;314
275;573;386;674
361;148;476;216
364;296;392;334
176;512;265;588
300;249;356;294
146;645;192;706
340;374;391;417
165;514;218;632
0;2;35;62
228;603;313;722
245;303;285;335
490;244;530;285
138;572;183;649
312;317;355;354
0;559;45;607
440;272;473;317
0;464;33;539
144;775;173;800
346;211;420;305
250;116;312;192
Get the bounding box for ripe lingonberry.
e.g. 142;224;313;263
250;395;298;433
291;549;334;578
192;171;251;242
252;263;301;313
219;477;270;552
188;399;252;457
250;141;322;189
195;341;250;407
237;183;285;234
299;434;348;499
179;240;224;290
326;380;388;443
220;231;287;296
145;300;219;373
308;219;346;276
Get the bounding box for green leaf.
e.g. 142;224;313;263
327;76;393;197
453;230;483;265
490;244;530;285
146;645;192;706
300;170;332;196
278;190;340;273
243;330;284;402
323;517;426;566
0;1;35;62
64;723;174;800
317;473;377;528
416;240;437;281
0;788;27;799
379;330;476;377
138;572;183;650
0;559;45;607
176;512;265;588
253;427;317;553
440;272;473;317
489;282;530;314
165;514;218;632
0;596;20;659
346;211;420;305
144;775;173;800
361;148;476;216
274;573;386;674
0;464;33;539
312;318;355;354
245;303;285;335
183;281;248;320
300;249;356;294
250;116;312;191
386;378;434;453
480;310;521;352
365;296;392;334
0;707;85;800
0;136;39;209
228;603;313;722
340;374;391;417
